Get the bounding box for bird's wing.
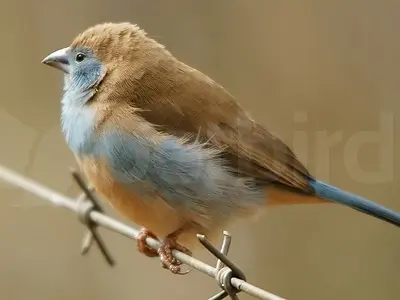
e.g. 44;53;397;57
119;61;313;194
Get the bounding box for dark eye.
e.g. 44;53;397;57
75;53;86;63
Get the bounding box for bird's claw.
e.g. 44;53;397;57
137;228;159;257
157;236;193;275
136;227;192;275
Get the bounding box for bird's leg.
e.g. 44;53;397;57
137;228;159;257
158;227;192;274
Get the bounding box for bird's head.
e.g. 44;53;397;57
42;22;168;104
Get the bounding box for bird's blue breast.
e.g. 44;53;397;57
97;130;266;218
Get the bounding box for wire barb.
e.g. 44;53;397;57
198;233;245;300
210;231;234;300
0;164;286;300
216;231;232;272
71;170;115;266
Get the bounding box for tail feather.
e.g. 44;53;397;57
309;179;400;227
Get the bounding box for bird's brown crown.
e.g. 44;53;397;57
70;22;166;64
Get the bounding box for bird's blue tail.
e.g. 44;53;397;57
309;179;400;227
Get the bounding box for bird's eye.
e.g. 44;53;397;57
75;53;86;63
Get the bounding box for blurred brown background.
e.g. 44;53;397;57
0;0;399;299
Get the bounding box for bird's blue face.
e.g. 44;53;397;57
42;46;106;105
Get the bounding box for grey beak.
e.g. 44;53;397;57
41;47;70;74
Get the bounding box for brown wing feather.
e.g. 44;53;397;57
98;55;314;194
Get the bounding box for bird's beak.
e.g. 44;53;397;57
41;47;70;74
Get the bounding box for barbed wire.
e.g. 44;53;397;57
0;164;286;300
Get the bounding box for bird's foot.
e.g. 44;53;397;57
137;228;159;257
158;234;192;275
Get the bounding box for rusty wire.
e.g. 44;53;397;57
0;164;286;300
